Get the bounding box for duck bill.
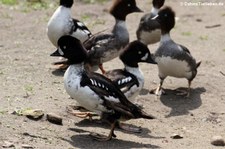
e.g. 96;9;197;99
146;55;157;64
50;49;61;57
133;6;143;13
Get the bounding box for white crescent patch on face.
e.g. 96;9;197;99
58;47;64;56
77;22;85;27
141;53;149;61
151;14;159;20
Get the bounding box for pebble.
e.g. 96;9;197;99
2;141;14;148
211;136;225;146
46;113;63;125
22;144;33;148
170;133;183;139
22;109;44;120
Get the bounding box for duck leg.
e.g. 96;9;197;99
66;106;98;121
150;78;165;96
99;63;106;74
176;80;191;97
52;59;69;70
90;121;117;141
55;64;69;70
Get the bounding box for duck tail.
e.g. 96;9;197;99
196;61;201;69
140;110;156;119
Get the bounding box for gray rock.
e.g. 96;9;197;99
211;136;225;146
2;141;15;148
23;109;44;120
170;133;183;139
46;113;63;125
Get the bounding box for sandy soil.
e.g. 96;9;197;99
0;0;225;148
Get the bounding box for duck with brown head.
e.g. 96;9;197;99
83;0;143;74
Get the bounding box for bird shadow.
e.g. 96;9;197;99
159;87;206;117
140;88;149;95
60;127;160;149
51;69;65;77
74;118;161;139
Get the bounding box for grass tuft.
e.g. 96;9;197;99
199;35;208;40
0;0;17;5
181;31;192;36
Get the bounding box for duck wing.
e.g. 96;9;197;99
69;19;92;42
80;71;155;119
105;69;139;91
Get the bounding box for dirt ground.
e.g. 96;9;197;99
0;0;225;148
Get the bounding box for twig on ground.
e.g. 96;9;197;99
220;71;225;76
205;24;221;29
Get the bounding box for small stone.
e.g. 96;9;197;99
23;109;44;120
196;18;202;22
2;141;15;148
22;144;33;148
46;113;62;125
211;136;225;146
171;134;183;139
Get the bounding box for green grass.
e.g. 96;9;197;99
0;0;17;5
24;85;33;92
181;31;192;36
0;110;7;115
1;0;55;12
1;12;13;19
199;35;208;40
81;14;92;22
13;107;33;116
92;19;106;25
26;1;49;10
81;0;108;4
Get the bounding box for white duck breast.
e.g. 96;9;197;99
139;29;161;45
64;65;110;115
123;66;144;100
156;56;192;79
47;7;72;46
47;6;91;47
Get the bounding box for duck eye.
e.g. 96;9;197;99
127;3;131;7
164;14;168;17
63;46;67;49
138;51;142;55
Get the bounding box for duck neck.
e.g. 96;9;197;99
124;65;140;74
151;7;159;16
58;6;71;17
124;65;143;82
160;32;171;43
112;19;129;42
68;63;85;74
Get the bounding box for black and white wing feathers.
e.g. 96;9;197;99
80;71;153;119
105;69;139;92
